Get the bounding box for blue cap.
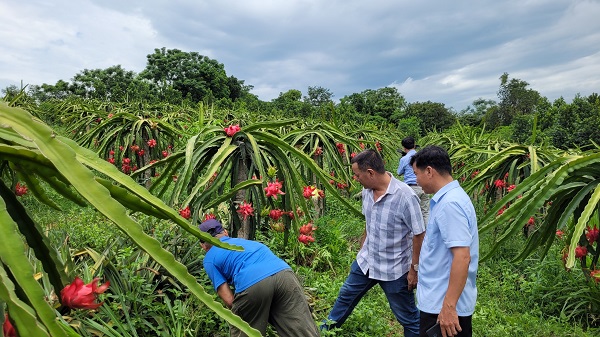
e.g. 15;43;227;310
199;219;224;236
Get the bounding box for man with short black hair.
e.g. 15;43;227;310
410;146;479;337
199;219;319;337
397;136;430;224
322;149;424;337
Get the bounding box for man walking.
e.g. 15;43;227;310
322;149;425;337
397;136;430;224
410;146;479;337
199;219;319;337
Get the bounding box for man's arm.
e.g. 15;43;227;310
217;282;234;308
438;246;470;337
397;157;405;176
407;232;425;290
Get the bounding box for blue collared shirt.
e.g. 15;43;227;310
356;173;426;281
417;180;479;316
397;149;417;185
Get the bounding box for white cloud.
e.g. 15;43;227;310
522;51;600;99
0;0;159;87
1;0;599;112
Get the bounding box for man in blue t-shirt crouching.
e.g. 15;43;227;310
199;219;319;337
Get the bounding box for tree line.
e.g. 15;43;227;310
3;48;600;150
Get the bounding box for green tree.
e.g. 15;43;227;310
228;75;252;101
304;86;334;108
405;101;456;134
303;86;335;120
338;87;406;124
549;94;600;150
140;48;244;104
2;84;36;109
69;65;139;101
340;92;367;114
458;98;496;127
337;93;365;124
395;117;422;140
533;96;553;130
272;89;311;118
1;84;22;98
28;67;158;103
486;73;541;128
29;80;73;102
227;92;270;116
366;87;406;123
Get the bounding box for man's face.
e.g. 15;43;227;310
352;162;372;188
412;163;433;194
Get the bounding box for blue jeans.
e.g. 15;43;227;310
322;260;419;337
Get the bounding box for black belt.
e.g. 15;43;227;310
407;184;418;186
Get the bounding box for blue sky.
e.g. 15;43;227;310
1;0;599;111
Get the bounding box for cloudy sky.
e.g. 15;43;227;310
1;0;599;111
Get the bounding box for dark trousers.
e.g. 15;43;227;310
322;261;419;337
230;269;319;337
420;311;472;337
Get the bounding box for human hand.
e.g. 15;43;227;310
437;304;461;337
407;269;418;290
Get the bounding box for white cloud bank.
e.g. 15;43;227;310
1;0;599;111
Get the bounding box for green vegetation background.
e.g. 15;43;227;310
3;47;600;336
21;156;597;337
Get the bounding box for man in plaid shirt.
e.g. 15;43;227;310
322;149;425;337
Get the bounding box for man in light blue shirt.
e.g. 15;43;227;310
397;136;430;224
410;146;478;337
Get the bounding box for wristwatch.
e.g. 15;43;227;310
412;264;419;272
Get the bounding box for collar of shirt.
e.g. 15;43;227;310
368;172;399;203
431;180;460;206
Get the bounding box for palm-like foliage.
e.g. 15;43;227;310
338;120;397;158
150;118;363;241
77;104;183;156
422;123;563;201
283;120;363;218
420;123;508;167
479;151;600;268
459;144;563;202
0;102;260;337
422;124;600;277
2;85;39;114
284;121;359;185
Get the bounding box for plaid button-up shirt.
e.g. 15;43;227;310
356;173;426;281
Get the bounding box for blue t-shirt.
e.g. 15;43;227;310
417;180;479;316
203;237;290;293
397;149;417;185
